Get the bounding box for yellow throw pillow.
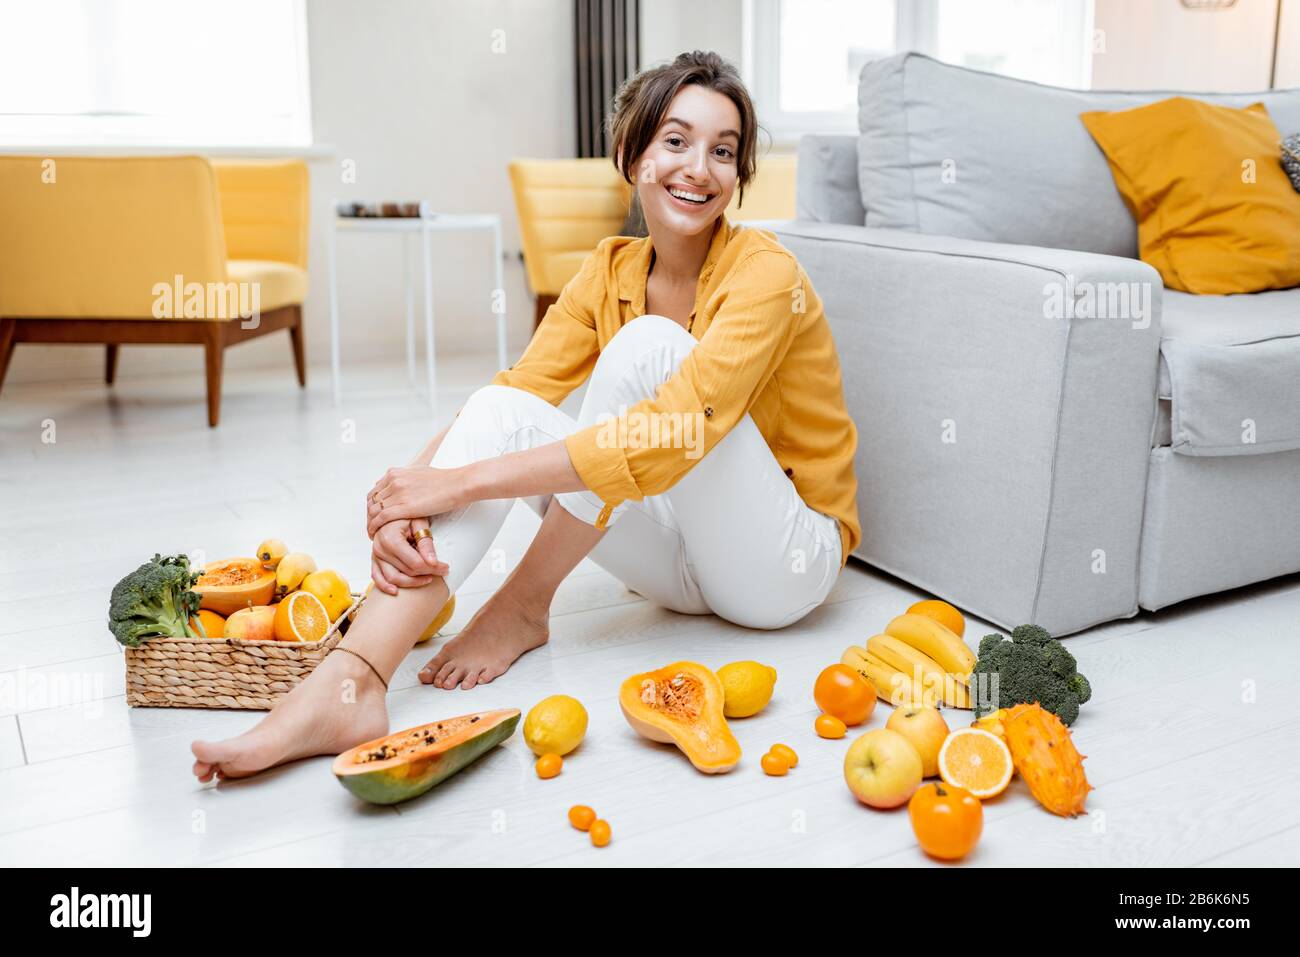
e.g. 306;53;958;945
1080;97;1300;294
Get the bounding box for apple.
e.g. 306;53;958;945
843;728;923;809
224;605;276;642
886;705;950;778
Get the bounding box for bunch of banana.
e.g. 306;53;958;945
256;538;288;570
841;613;975;709
274;552;318;597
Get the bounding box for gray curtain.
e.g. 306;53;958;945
574;0;640;158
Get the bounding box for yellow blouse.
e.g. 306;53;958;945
491;215;860;566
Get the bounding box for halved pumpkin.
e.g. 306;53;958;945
619;661;741;774
333;709;520;805
195;557;277;616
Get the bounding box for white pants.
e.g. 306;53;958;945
427;314;842;630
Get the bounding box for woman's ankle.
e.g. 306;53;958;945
323;644;389;698
491;580;553;623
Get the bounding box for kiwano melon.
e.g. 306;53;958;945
332;709;520;805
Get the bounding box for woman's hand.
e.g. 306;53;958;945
370;517;450;595
366;466;469;538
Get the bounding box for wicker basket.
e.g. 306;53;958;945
124;592;365;710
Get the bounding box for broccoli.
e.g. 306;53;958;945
971;623;1092;726
107;553;205;646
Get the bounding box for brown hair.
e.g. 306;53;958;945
607;50;764;209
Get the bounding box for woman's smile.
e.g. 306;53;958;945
663;180;717;211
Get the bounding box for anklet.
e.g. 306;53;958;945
334;646;389;690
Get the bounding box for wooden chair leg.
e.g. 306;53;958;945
288;304;306;387
202;326;224;428
0;318;16;395
105;344;119;384
534;294;557;331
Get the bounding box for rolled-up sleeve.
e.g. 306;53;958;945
490;248;601;406
565;250;801;510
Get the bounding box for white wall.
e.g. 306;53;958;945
1092;0;1297;91
9;0;575;386
303;0;573;365
641;0;744;68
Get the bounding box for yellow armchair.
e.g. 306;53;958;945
0;155;309;426
508;158;631;329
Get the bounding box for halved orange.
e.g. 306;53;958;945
937;727;1013;798
273;590;330;643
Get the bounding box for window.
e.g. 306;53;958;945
930;0;1093;88
744;0;1094;139
0;0;312;147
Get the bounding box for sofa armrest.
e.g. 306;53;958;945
771;221;1162;635
0;155;227;319
795;134;865;226
211;160;310;269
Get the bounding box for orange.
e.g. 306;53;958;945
761;751;790;776
770;743;798;768
909;782;983;861
813;663;877;726
568;805;596;831
300;569;352;622
937;728;1013;799
272;590;330;643
815;713;847;739
190;609;226;639
535;753;563;779
907;599;965;638
589;819;612;847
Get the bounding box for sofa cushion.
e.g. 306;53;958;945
1080;98;1300;295
858;53;1300;257
1159;287;1300;456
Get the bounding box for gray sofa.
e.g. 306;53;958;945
772;52;1300;636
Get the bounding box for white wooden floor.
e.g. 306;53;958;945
1;350;1297;867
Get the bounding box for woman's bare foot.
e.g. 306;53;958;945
191;650;389;782
419;588;549;690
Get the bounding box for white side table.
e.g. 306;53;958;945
327;210;508;412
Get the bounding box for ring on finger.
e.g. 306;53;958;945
412;526;433;542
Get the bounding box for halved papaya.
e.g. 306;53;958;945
332;709;520;805
195;557;276;616
619;661;741;773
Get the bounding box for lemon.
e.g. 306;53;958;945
523;695;588;757
717;660;778;717
301;569;352;622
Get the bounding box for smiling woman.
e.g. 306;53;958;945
190;50;860;787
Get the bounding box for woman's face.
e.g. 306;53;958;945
630;84;742;239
